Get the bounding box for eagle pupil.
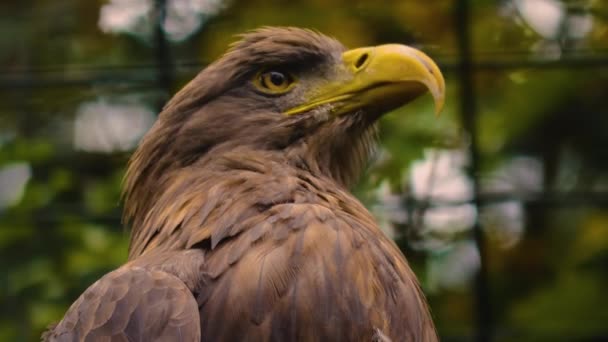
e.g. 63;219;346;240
269;72;285;86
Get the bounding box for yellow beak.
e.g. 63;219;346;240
284;44;445;116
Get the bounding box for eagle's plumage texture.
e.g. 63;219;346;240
46;27;438;341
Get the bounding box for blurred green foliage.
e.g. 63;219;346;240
1;0;608;340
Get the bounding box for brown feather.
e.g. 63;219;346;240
44;250;205;341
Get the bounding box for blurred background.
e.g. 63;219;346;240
1;0;608;341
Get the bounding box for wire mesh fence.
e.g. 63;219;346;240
1;0;608;341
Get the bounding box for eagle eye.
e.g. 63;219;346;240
253;70;296;94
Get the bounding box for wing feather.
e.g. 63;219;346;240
44;267;200;342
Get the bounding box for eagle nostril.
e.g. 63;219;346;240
354;52;369;70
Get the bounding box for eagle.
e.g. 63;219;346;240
45;27;445;341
